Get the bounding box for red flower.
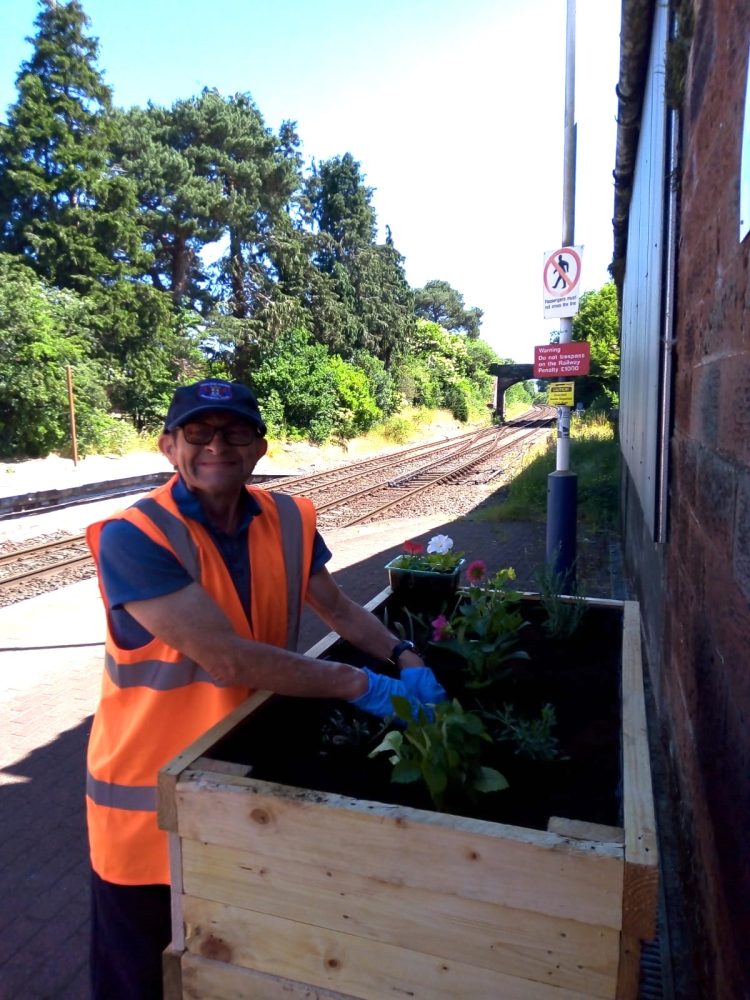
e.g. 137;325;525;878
403;539;425;555
466;559;487;583
431;614;451;641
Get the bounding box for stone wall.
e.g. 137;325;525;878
658;0;750;994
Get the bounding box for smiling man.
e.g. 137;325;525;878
84;379;446;999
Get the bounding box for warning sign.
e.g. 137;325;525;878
548;382;575;407
542;245;583;319
533;342;590;378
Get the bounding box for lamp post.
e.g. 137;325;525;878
545;0;577;590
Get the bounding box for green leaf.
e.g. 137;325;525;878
473;767;509;793
369;731;403;759
390;695;415;722
392;761;421;784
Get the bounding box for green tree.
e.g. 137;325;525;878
571;282;620;407
249;328;339;443
0;254;110;457
305;155;414;362
114;90;302;317
307;153;376;255
414;280;484;337
0;0;142;293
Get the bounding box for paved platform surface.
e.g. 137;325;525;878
0;454;632;999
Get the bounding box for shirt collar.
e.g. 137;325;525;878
171;475;261;535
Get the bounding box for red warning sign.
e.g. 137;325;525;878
534;342;590;378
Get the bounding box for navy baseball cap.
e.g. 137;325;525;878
164;380;267;435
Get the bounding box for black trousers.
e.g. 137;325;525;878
90;868;171;1000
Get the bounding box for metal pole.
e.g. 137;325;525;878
546;0;577;590
66;364;79;466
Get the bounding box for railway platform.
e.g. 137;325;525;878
0;450;673;999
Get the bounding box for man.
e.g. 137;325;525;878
85;378;445;999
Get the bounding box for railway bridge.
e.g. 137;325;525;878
489;363;534;421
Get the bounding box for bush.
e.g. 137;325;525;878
328;356;381;439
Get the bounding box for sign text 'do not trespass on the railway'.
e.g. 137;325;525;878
533;342;590;378
542;245;583;318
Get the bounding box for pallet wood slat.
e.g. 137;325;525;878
160;595;658;999
182;895;602;1000
174;780;624;927
179;839;619;996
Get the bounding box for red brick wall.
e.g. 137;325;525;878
661;0;750;994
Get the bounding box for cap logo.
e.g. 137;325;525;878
197;383;233;401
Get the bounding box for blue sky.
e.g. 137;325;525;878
0;0;622;363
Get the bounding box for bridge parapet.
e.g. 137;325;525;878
489;363;535;421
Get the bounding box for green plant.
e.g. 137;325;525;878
480;703;562;761
432;566;529;689
369;698;507;810
532;564;588;638
389;534;464;574
320;708;385;751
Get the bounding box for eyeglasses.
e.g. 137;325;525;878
180;422;258;446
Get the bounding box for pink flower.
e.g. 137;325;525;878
466;559;487;583
403;539;425;555
431;614;451;642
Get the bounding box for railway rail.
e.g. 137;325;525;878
0;407;554;605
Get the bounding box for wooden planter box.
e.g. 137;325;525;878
159;592;657;1000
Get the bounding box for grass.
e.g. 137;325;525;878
478;414;620;531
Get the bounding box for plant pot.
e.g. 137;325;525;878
159;590;657;1000
385;556;465;616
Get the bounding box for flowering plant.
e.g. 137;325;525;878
389;534;464;574
430;563;529;688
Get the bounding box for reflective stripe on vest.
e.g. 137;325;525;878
104;490;305;693
86;769;156;811
274;491;303;651
133;497;201;578
104;651;224;690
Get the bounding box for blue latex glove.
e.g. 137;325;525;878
400;666;447;706
349;668;426;720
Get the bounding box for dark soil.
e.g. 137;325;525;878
211;596;624;833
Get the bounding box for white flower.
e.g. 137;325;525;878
427;534;453;555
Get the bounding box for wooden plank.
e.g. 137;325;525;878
181;838;619;997
620;601;659;941
174;779;624;929
180;954;352;999
182;895;604;1000
302;587;392;659
158;690;272;832
162;946;183;1000
615;933;642;1000
192;757;252;776
519;592;629;609
168;833;185;952
548;816;625;844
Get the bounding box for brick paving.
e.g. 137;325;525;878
0;501;622;1000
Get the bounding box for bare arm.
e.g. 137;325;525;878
124;582;367;700
305;567;424;669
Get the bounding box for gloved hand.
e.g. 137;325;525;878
400;666;447;705
349;667;427;721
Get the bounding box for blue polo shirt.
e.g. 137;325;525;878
98;477;331;649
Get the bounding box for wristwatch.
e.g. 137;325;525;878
390;639;417;666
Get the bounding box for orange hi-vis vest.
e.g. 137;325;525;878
85;477;316;885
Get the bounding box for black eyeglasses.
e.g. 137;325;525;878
180;422;258;446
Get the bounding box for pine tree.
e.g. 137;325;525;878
0;0;141;292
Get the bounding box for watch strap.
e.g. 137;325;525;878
390;639;417;665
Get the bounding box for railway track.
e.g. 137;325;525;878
0;407;554;605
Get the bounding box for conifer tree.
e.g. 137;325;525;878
0;0;141;292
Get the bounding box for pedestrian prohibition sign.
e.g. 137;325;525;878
542;245;583;319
